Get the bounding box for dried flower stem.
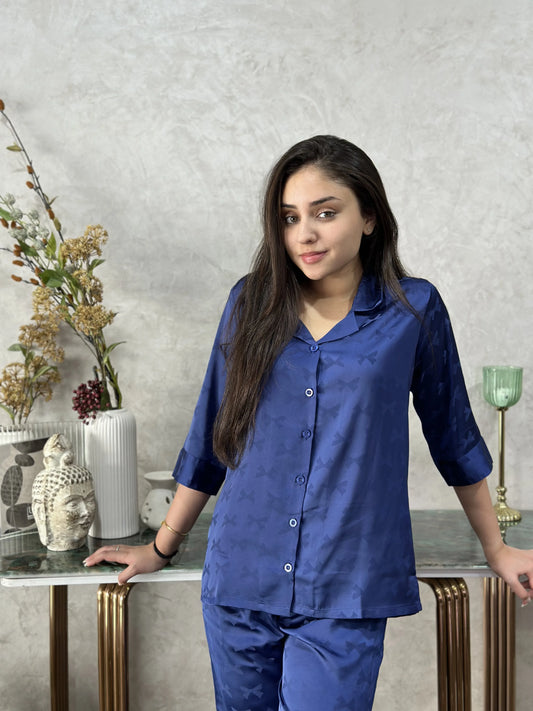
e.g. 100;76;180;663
0;100;123;418
0;104;64;241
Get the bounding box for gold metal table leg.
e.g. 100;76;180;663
483;577;515;711
49;585;69;711
419;578;471;711
97;583;134;711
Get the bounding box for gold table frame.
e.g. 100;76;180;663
419;578;472;711
483;578;515;711
89;577;515;711
3;510;530;711
49;585;69;711
97;583;134;711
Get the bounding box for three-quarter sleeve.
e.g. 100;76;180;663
410;284;492;486
172;281;243;494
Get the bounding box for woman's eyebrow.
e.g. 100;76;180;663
281;196;342;209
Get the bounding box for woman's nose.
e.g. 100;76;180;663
296;218;317;243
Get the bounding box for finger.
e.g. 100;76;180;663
117;564;137;585
83;545;130;567
516;574;533;598
505;576;532;605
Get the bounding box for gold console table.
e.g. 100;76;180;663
1;510;531;711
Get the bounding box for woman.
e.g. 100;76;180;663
85;136;533;711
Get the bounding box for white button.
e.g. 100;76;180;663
284;563;293;573
289;518;298;527
305;388;314;397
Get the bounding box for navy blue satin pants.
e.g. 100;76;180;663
203;604;387;711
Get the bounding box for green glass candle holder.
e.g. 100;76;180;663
482;366;523;523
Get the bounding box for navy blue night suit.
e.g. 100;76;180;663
173;274;492;710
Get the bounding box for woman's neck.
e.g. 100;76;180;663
299;269;363;341
301;262;363;307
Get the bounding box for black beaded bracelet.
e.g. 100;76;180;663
153;540;178;560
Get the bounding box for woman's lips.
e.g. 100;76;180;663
300;251;326;264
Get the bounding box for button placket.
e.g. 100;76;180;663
285;340;319;591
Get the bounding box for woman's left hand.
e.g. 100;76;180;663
454;480;533;606
486;544;533;606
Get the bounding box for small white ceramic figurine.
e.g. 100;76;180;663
32;434;96;551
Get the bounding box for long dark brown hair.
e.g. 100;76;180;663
213;135;409;468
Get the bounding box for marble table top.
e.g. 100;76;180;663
1;510;532;586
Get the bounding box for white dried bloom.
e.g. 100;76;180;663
9;227;27;239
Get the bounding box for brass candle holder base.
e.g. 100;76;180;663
493;486;521;524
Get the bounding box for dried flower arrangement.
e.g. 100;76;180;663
0;98;123;424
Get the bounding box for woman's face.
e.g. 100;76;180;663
282;165;375;292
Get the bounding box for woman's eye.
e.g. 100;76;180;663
318;210;336;219
283;215;298;225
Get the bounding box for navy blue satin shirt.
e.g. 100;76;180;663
173;275;492;619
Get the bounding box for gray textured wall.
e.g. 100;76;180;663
0;1;532;709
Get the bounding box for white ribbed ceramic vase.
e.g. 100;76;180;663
85;409;139;539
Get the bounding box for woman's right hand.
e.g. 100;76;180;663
84;483;210;584
83;542;169;585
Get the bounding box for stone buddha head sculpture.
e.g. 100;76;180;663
32;434;96;551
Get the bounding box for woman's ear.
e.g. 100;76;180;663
363;215;376;236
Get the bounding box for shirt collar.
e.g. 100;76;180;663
295;273;385;344
353;273;384;314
